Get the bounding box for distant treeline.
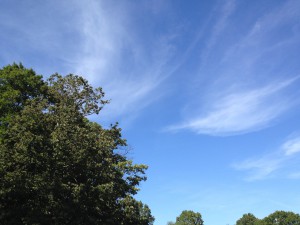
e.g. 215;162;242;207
167;210;300;225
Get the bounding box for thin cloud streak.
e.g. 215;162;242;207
200;0;236;64
70;0;177;123
233;134;300;181
166;0;300;136
167;77;299;136
221;0;300;66
282;136;300;156
233;155;282;181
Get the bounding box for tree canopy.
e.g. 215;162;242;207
236;213;259;225
169;210;300;225
236;211;300;225
260;211;300;225
0;63;47;136
0;63;154;225
168;210;204;225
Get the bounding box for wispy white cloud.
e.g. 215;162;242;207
66;0;178;123
0;0;179;124
167;77;299;136
233;154;282;181
0;1;82;74
282;136;300;156
242;0;300;43
233;134;300;181
221;0;300;66
166;0;300;136
73;0;131;83
200;0;236;63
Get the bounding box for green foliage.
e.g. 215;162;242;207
0;64;154;225
169;210;204;225
260;211;300;225
0;63;47;137
120;196;154;225
236;213;260;225
236;211;300;225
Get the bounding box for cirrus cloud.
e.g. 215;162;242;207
167;77;299;136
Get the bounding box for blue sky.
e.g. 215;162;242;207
1;0;300;224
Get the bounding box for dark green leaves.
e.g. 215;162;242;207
0;63;154;225
236;211;300;225
236;213;259;225
47;73;109;116
169;210;204;225
0;63;46;137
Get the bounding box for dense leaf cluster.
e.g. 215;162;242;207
236;211;300;225
168;210;300;225
0;63;154;225
168;210;203;225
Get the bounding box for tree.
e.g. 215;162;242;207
0;63;47;137
236;213;260;225
0;64;154;225
260;211;300;225
235;211;300;225
168;210;204;225
120;196;154;225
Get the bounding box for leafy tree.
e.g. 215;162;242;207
260;211;300;225
0;63;47;137
236;211;300;225
236;213;260;225
0;64;154;225
120;196;154;225
169;210;204;225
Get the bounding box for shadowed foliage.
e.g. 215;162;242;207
0;63;154;225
